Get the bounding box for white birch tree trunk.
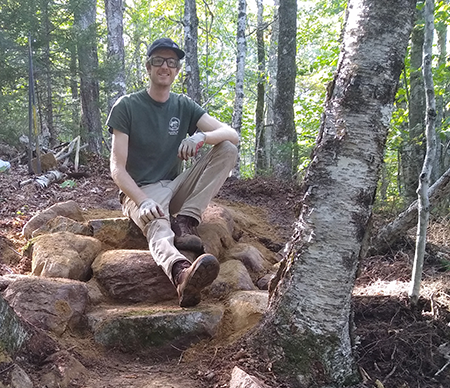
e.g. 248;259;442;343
409;0;437;305
264;0;279;174
231;0;247;177
254;0;266;175
254;0;267;175
250;1;417;385
105;0;126;113
42;1;56;148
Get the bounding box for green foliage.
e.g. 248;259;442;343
292;0;344;176
60;179;77;189
374;0;450;214
0;0;346;179
438;257;450;272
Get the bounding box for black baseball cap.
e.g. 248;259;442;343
146;38;185;59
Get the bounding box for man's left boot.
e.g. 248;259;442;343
173;254;220;307
171;215;204;253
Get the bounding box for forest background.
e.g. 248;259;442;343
0;0;449;211
1;0;450;386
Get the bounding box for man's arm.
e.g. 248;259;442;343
110;129;147;206
110;129;165;220
196;113;239;146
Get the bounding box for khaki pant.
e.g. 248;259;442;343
121;141;238;284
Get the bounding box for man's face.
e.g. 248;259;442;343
147;48;180;87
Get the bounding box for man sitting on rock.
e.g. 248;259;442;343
106;37;239;307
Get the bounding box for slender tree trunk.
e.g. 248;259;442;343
132;39;145;88
231;0;247;177
41;0;57;148
254;0;266;175
74;0;103;154
272;0;297;179
249;1;416;386
265;0;279;174
202;1;213;105
184;0;201;104
69;41;80;137
409;0;436;305
401;10;426;204
105;0;126;113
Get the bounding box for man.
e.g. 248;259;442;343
107;37;239;308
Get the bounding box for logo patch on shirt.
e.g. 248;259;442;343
168;117;180;135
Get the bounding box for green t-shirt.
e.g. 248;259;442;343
106;90;206;186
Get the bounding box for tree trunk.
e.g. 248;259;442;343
69;40;80;134
74;0;103;154
42;0;57;148
272;0;297;179
250;1;416;386
410;0;437;305
264;0;279;174
254;0;266;175
184;0;201;104
401;10;426;204
105;0;126;113
231;0;247;177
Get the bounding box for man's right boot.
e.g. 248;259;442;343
171;215;204;253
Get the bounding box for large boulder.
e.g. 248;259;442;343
228;290;268;332
91;249;177;303
31;232;102;281
22;200;85;239
209;260;256;298
31;215;92;238
227;243;275;284
0;294;29;356
0;236;21;267
3;277;89;336
198;203;236;258
88;217;147;250
39;350;90;388
0;293;59;364
0;364;34;388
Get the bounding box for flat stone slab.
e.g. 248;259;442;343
87;304;225;354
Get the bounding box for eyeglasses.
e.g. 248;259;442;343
149;56;180;68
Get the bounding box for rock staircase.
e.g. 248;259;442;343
0;199;283;387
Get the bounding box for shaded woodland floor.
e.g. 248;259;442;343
1;154;450;387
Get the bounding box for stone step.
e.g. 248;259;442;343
87;303;225;354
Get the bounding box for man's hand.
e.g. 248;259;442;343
178;132;206;160
138;198;165;223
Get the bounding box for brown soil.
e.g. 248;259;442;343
1;154;450;388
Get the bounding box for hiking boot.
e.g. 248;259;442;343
171;215;204;253
174;254;220;307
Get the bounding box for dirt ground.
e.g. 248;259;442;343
1;153;450;388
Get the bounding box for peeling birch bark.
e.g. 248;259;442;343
250;1;417;386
